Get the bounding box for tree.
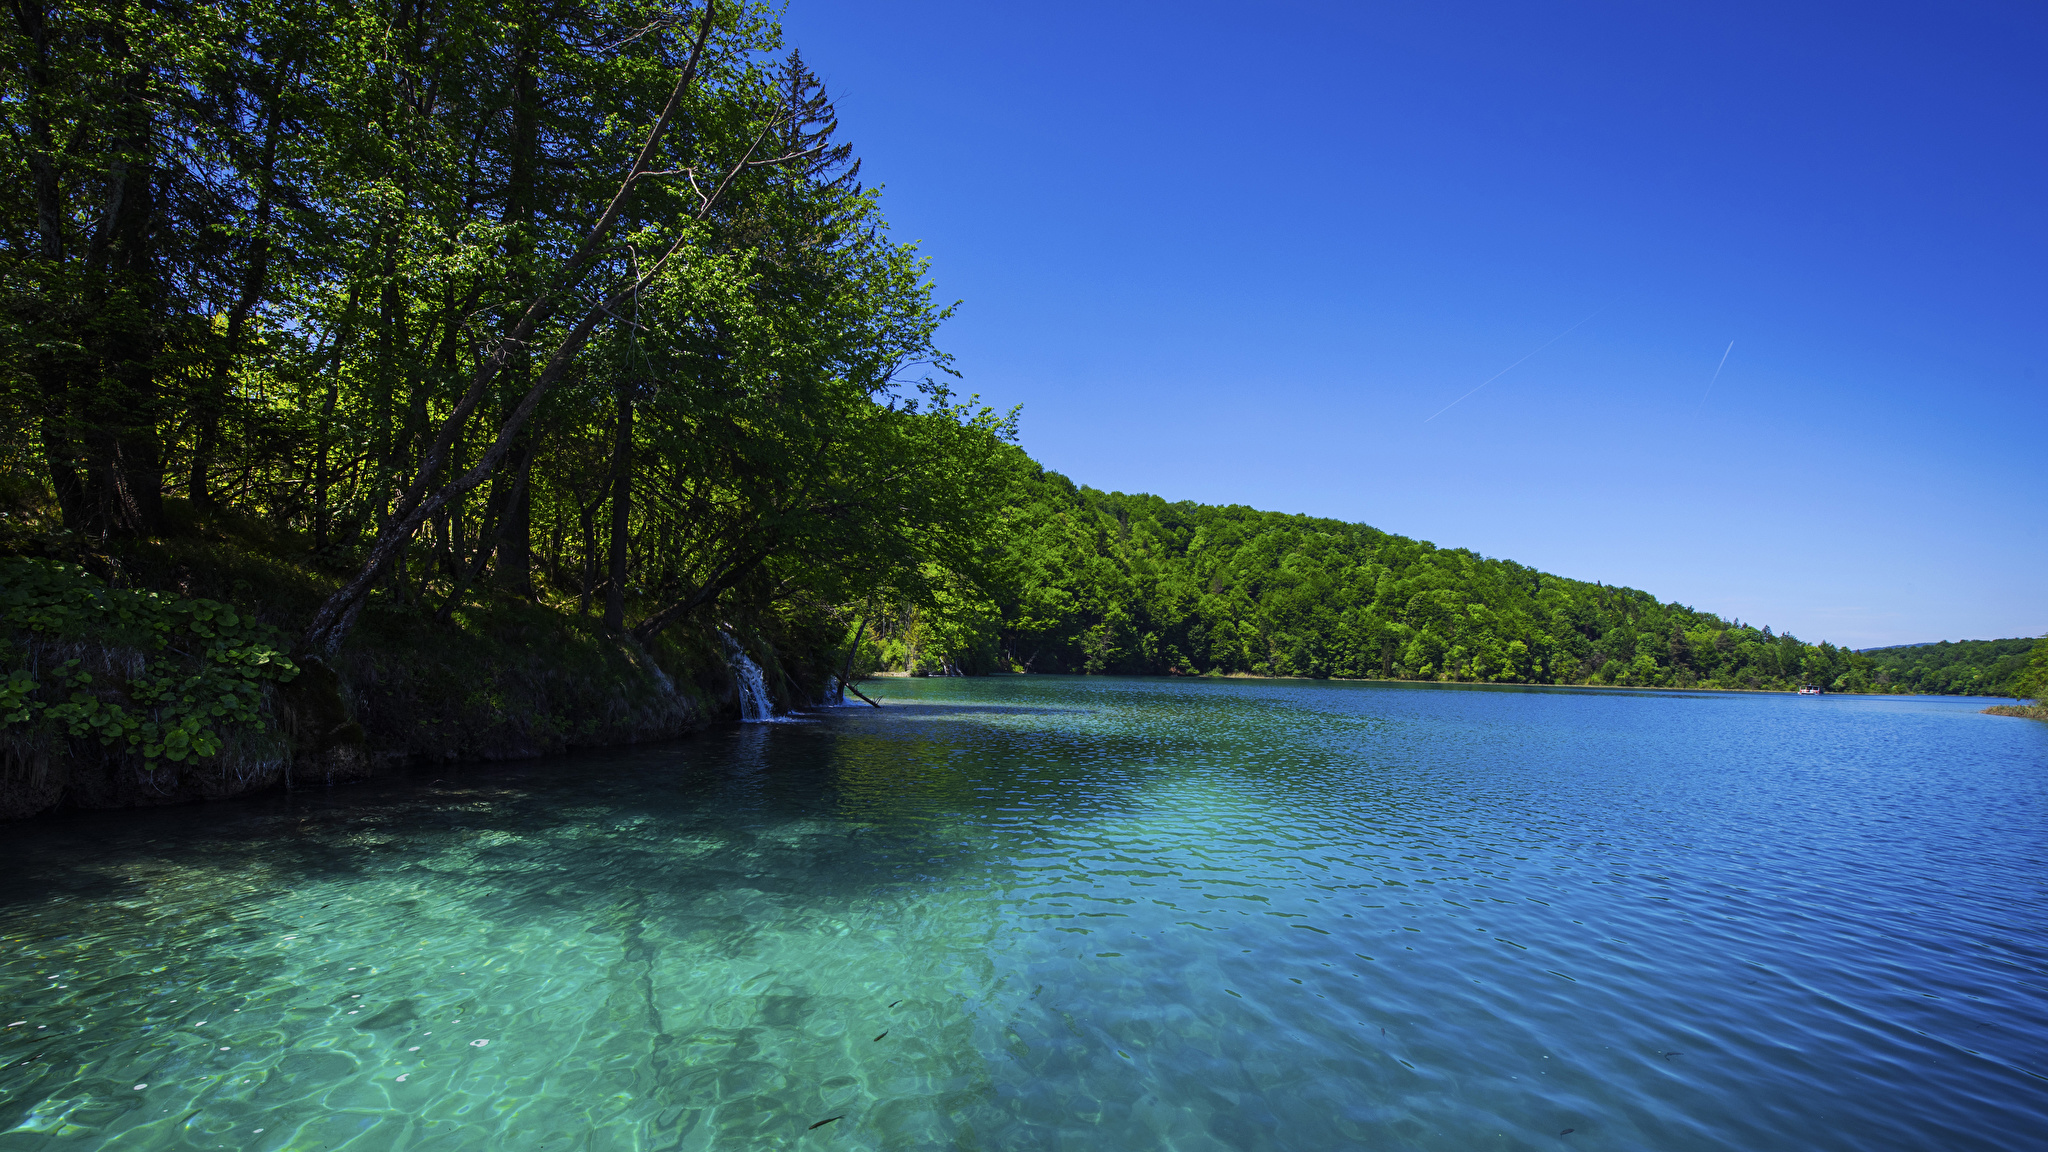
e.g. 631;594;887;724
3;0;1018;677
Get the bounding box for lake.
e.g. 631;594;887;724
2;676;2044;1150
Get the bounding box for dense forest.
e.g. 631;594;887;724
1;0;1010;647
0;0;1013;787
0;0;2039;804
1857;639;2041;698
862;456;2046;698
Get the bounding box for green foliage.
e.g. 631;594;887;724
1859;638;2041;698
2003;636;2048;703
1;0;1961;720
919;456;1884;693
0;557;298;763
0;0;1007;663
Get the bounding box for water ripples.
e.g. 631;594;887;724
2;677;2044;1149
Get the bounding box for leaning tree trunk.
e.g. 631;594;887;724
298;2;726;656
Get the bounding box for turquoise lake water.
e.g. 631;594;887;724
2;676;2045;1150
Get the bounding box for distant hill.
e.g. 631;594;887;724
867;452;2043;698
1858;638;2038;697
892;457;1885;691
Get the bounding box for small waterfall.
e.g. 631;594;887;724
719;631;773;722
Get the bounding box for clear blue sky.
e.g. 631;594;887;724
778;0;2045;649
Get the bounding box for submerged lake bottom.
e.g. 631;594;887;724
2;677;2044;1151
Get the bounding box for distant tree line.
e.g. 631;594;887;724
1859;639;2041;698
865;457;2041;697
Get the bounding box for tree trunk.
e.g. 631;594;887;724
12;0;85;525
495;7;542;597
372;243;401;510
577;493;599;616
190;83;284;508
298;4;724;655
75;35;167;539
497;442;535;595
836;617;867;696
602;384;633;633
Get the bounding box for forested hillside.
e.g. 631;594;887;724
1;0;1004;653
0;0;1015;812
867;456;1974;694
1859;639;2040;697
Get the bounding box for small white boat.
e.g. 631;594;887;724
1797;686;1824;696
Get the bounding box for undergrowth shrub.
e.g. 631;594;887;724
0;557;299;765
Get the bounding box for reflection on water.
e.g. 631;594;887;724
2;677;2044;1150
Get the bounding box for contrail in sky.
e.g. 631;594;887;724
1694;340;1734;418
1423;308;1605;423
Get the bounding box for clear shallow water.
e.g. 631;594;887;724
3;677;2045;1151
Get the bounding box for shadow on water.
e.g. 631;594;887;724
4;677;2044;1151
5;741;867;912
0;711;1085;1148
0;698;1184;924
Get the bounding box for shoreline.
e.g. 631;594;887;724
868;670;2014;701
